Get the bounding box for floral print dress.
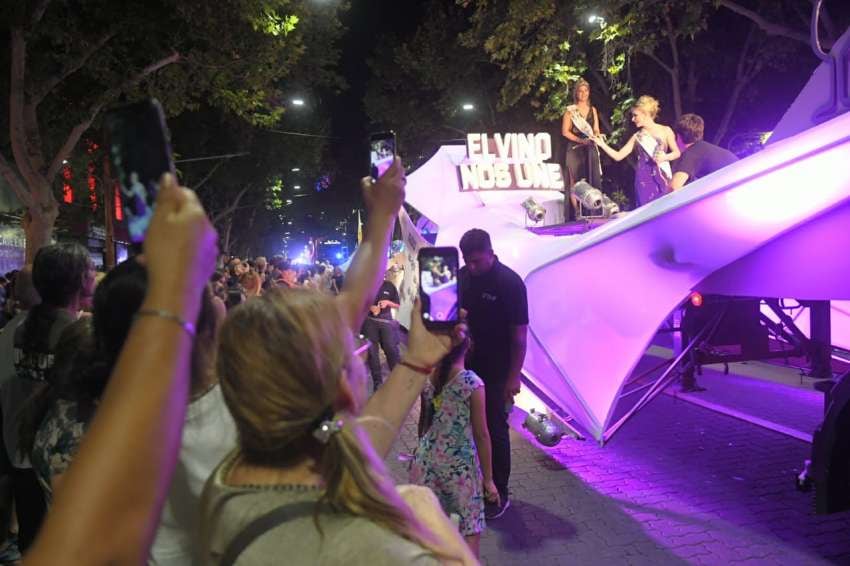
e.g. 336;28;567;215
31;399;88;505
410;369;485;536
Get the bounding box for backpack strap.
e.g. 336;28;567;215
220;501;326;566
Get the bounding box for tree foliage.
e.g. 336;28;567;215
364;0;538;165
171;104;331;257
0;0;345;258
366;0;834;206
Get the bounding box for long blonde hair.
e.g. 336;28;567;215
216;289;449;557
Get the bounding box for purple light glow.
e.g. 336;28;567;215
404;109;850;443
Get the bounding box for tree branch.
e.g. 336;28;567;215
212;187;250;225
735;25;758;82
439;124;468;136
717;0;829;47
31;31;117;106
0;152;33;208
29;0;52;28
663;10;680;71
46;51;181;184
9;28;48;195
640;49;673;76
190;159;228;192
713;27;765;145
588;68;611;99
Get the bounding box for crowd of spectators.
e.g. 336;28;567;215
209;255;344;314
0;157;514;565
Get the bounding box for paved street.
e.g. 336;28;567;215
387;367;850;565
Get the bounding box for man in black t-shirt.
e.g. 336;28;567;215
671;113;739;191
671;114;739;393
458;229;528;518
362;270;401;390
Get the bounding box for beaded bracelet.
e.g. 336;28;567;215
135;309;196;337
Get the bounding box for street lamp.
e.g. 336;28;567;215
291;167;301;172
462;103;475;111
588;14;606;26
293;185;301;190
291;98;305;107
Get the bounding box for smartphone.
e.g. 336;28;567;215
418;247;460;329
369;131;396;180
104;99;175;243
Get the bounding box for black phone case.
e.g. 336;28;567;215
418;247;460;329
104;99;174;243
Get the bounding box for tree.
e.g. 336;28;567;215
717;0;841;49
0;0;344;260
169;97;334;257
364;0;539;165
365;0;835;209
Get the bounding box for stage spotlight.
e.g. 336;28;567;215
690;291;704;307
573;180;604;210
523;409;564;447
600;194;620;217
521;197;546;223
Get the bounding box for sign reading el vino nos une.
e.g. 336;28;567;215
457;133;565;191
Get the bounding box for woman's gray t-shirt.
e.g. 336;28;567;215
200;451;440;566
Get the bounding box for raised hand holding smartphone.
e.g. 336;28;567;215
369;131;396;180
418;247;460;330
104;99;175;243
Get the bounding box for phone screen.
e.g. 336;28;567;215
418;247;460;326
370;132;396;180
104;99;175;243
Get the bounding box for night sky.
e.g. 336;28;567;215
325;0;423;204
297;0;849;253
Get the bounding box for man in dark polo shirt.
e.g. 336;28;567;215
671;114;738;393
458;228;528;518
670;113;739;191
362;269;401;391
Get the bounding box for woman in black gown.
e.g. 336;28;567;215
561;79;602;218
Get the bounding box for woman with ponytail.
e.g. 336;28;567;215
411;338;497;558
202;157;474;564
203;289;476;564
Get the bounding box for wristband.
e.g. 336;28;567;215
135;309;196;337
399;360;435;375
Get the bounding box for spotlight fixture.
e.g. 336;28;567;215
600;194;620;217
521;197;546;223
291;98;305;106
523;409;565;447
573;180;604;210
462;103;475;111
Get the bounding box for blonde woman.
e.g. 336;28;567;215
239;270;262;298
593;95;681;206
562;79;602;217
201;158;476;565
562;79;602;189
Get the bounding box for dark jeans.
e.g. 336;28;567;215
10;467;44;553
362;318;400;389
483;377;511;502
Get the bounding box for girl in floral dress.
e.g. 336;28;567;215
411;338;499;557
